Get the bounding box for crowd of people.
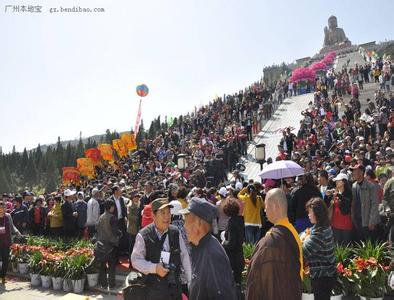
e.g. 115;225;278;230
0;53;393;300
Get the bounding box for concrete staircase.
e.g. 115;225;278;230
239;50;372;182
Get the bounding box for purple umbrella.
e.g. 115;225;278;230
258;160;305;179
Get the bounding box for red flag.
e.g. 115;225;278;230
85;148;102;165
62;167;80;184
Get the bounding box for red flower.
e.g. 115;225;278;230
337;263;344;274
354;257;367;272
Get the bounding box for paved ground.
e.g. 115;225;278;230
239;92;312;182
240;50;377;182
335;51;366;70
0;278;119;300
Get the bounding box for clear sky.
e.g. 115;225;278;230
1;0;393;153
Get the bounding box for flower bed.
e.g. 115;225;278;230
10;236;97;292
303;241;393;298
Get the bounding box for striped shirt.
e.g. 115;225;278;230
302;225;336;279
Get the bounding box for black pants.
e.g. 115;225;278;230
31;223;44;236
118;219;129;253
88;226;96;238
146;282;182;300
0;246;10;279
332;228;352;246
246;126;253;141
311;276;335;300
98;248;117;287
50;227;62;237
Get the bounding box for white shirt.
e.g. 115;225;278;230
113;196;122;220
86;197;100;226
131;225;192;285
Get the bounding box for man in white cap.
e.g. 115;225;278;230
86;187;100;238
61;189;77;238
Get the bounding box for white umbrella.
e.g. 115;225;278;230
258;160;305;179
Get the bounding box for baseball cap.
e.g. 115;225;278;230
333;173;348;181
151;198;173;213
218;187;227;197
179;197;218;224
235;182;243;190
64;189;76;197
169;200;183;216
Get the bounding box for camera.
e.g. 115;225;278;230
163;262;177;272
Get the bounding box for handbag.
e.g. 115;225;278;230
122;271;147;300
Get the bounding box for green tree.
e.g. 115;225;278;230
20;148;28;174
105;129;112;144
0;162;10;193
136;119;145;146
45;158;58;193
76;136;85;158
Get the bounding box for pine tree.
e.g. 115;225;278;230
0;160;10;193
45;157;58;193
137;119;145;146
155;116;161;133
23;155;37;187
148;119;156;139
20;148;28;174
105;129;112;143
64;143;74;166
76;136;84;158
34;144;43;184
55;137;64;169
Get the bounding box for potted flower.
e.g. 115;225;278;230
352;241;391;300
39;258;53;289
334;245;358;299
86;257;100;288
66;254;88;293
28;251;42;287
11;244;30;274
51;257;67;290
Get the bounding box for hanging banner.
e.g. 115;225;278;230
134;99;142;135
120;133;137;151
97;144;114;162
76;158;95;179
62;167;80;184
85;148;102;165
112;139;128;158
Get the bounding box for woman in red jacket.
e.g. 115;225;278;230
330;173;353;246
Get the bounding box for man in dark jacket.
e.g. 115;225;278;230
96;199;121;289
181;197;237;300
290;173;321;233
74;192;87;238
11;195;29;234
61;189;77;239
108;185;127;252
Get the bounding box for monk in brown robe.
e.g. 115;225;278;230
246;188;303;300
